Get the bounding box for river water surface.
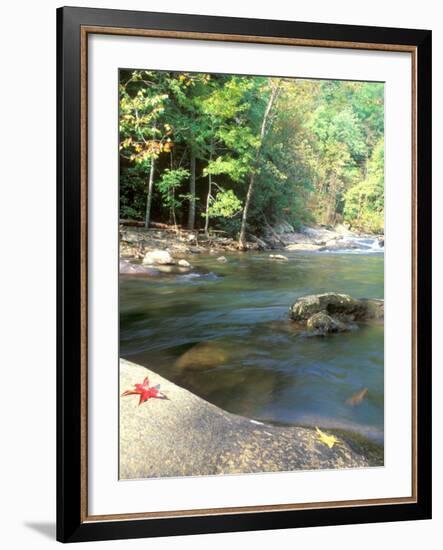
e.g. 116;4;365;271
120;249;384;443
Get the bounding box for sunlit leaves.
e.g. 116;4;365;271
205;189;243;219
344;138;384;233
119;72;172;166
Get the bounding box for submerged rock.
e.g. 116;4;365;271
217;256;228;263
178;272;219;282
175;341;229;371
142;249;175;266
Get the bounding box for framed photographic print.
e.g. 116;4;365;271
57;6;432;543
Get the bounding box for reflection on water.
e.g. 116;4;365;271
120;251;384;442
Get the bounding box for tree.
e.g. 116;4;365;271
238;79;281;249
200;76;252;235
119;71;172;228
166;72;214;230
343;138;384;233
202;187;243;233
157;167;190;228
247;79;318;230
306;83;367;225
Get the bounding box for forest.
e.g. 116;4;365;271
119;70;384;248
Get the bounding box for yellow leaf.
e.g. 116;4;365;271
315;427;340;449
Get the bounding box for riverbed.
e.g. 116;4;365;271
120;248;384;443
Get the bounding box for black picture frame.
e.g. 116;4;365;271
57;6;432;543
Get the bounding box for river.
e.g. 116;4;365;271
120;244;384;444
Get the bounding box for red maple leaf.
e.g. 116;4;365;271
121;377;167;406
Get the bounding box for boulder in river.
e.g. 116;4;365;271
290;293;384;332
178;259;192;268
142;249;176;266
217;256;228;263
306;312;349;335
269;254;289;261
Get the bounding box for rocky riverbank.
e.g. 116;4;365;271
119;221;384;263
267;222;384;252
120;359;383;480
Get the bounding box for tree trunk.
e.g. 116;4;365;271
238;172;256;249
204;173;212;237
144;156;155;229
171;186;178;231
204;147;213;237
238;83;280;250
169;150;178;232
187;152;196;229
325;174;337;226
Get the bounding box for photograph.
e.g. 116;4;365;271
118;69;385;480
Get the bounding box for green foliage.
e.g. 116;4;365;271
157;168;190;210
205;189;243;219
120;205;141;220
119;166;147;220
119;71;385;235
306;86;370;224
119;71;172;166
343;139;384;234
201;76;263;185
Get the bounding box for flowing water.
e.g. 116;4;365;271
120;243;384;443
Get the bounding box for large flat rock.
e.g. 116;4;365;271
120;359;382;480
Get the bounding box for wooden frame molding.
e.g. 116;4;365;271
79;26;418;523
81;24;417;52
